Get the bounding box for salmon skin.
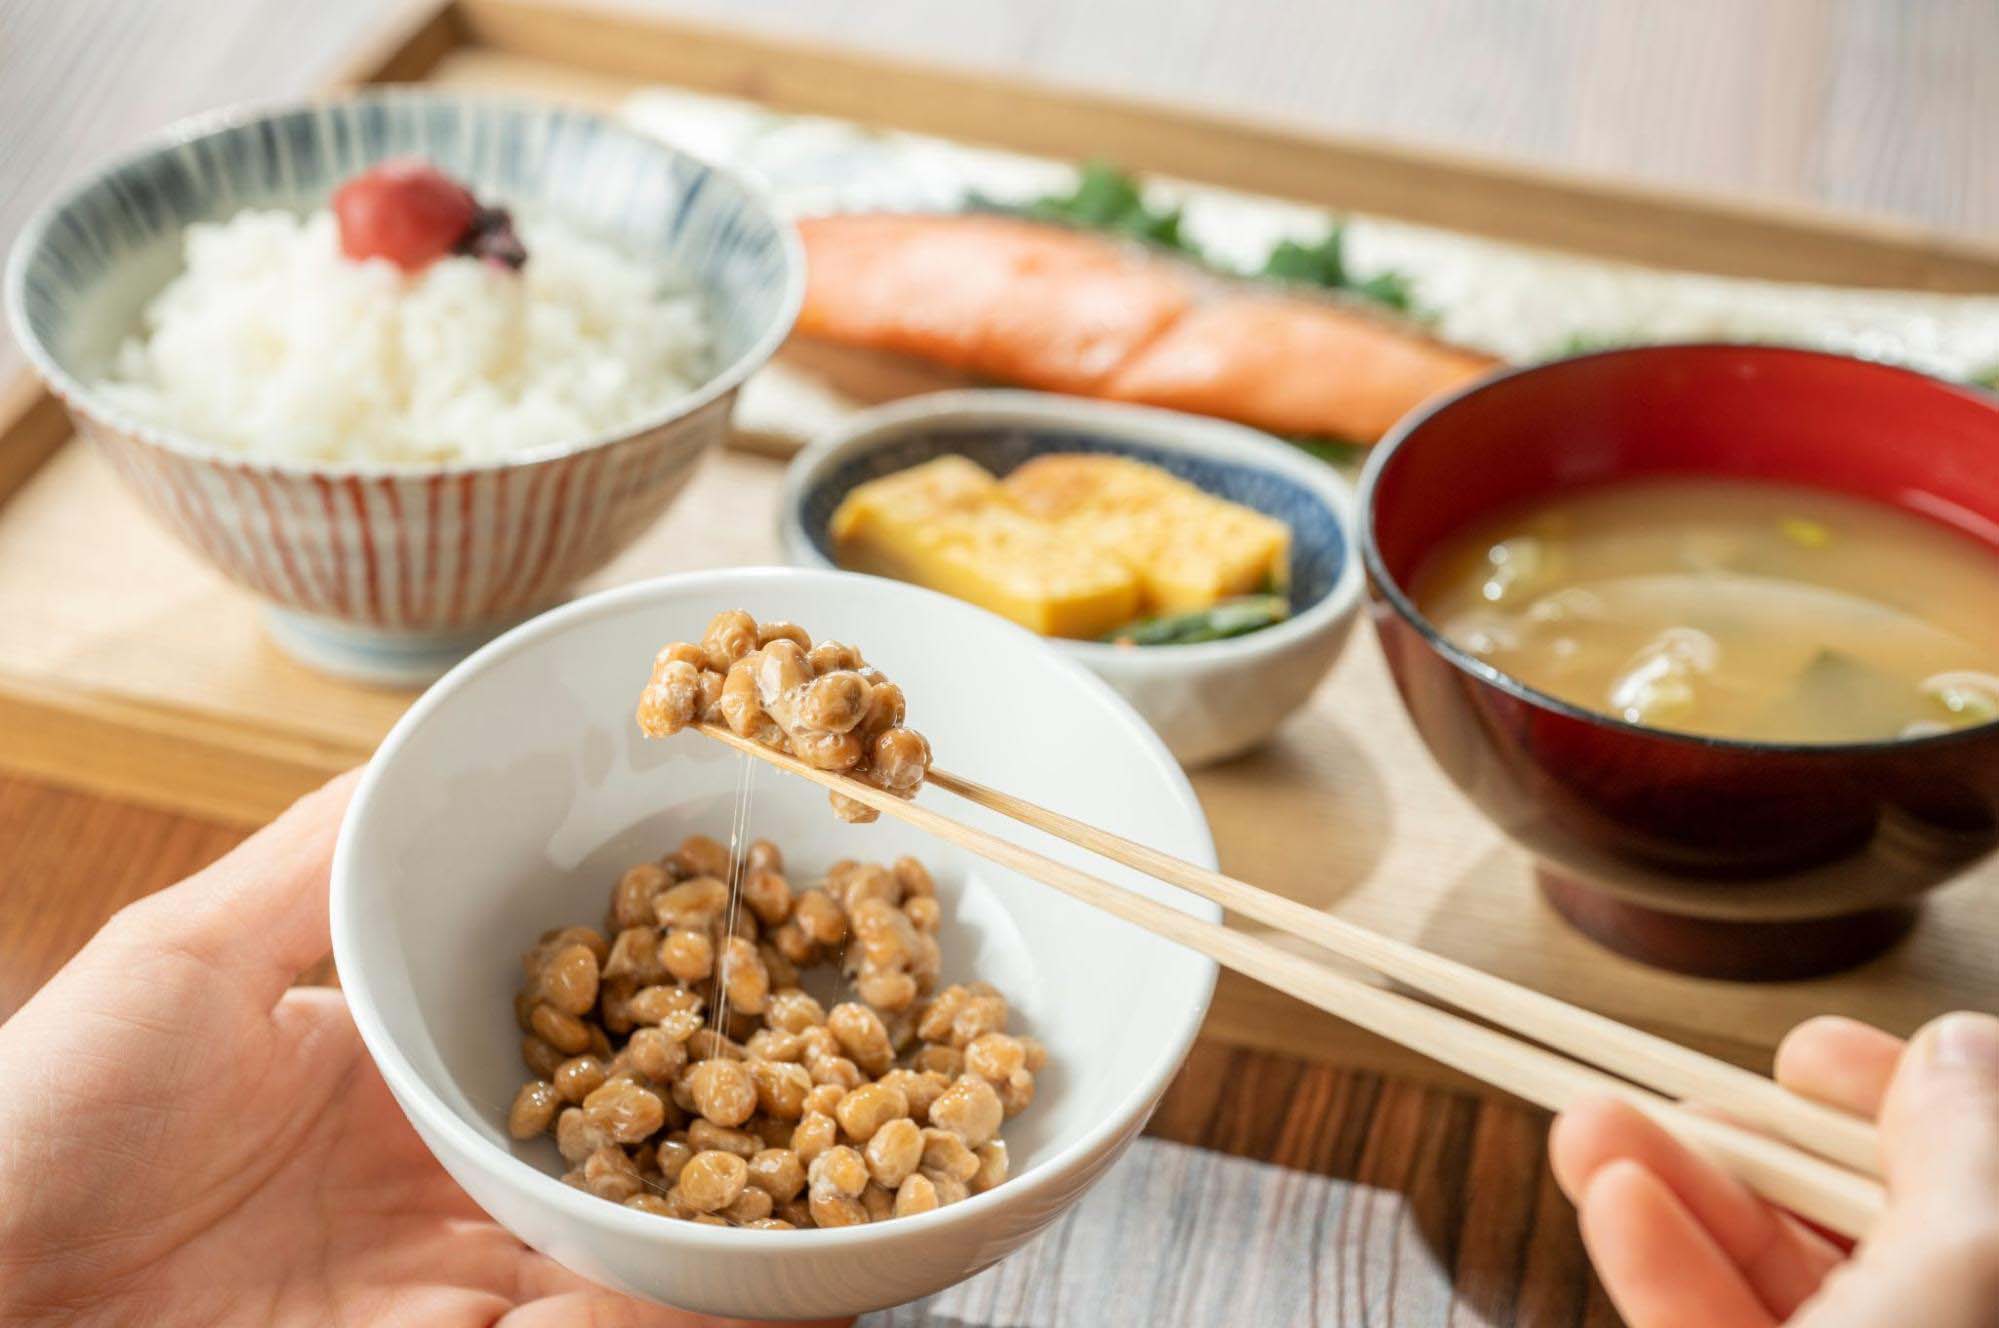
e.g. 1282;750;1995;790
795;213;1500;443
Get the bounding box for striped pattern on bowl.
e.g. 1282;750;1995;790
77;393;726;632
7;92;801;679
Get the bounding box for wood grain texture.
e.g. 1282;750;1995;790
539;0;1999;237
1142;1046;1624;1326
436;6;1999;291
0;772;1613;1325
3;0;1996;386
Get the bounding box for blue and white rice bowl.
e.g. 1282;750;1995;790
7;91;802;683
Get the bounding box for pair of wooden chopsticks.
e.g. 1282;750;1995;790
694;723;1887;1239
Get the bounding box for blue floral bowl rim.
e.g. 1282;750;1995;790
778;390;1365;663
3;88;806;479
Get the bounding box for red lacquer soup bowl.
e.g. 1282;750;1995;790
1358;345;1999;980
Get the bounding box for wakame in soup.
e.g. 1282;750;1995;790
1412;478;1999;744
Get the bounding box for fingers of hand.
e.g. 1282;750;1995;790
98;769;361;1006
1559;1016;1999;1328
1577;1160;1776;1328
1551;1098;1842;1316
1775;1016;1905;1120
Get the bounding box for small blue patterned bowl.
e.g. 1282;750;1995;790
780;391;1363;765
6;90;802;683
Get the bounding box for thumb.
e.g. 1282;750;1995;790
96;769;361;1007
1806;1011;1999;1325
1880;1012;1999;1227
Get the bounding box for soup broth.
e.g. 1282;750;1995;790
1412;478;1999;744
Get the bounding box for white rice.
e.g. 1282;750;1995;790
99;209;712;467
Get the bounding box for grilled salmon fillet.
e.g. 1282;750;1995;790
795;213;1498;442
794;214;1191;396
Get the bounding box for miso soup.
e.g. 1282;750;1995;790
1411;478;1999;744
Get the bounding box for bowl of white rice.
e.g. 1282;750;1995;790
6;92;802;683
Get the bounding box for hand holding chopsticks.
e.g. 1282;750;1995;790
695;723;1886;1239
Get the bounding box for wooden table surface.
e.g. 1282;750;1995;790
11;2;1988;1320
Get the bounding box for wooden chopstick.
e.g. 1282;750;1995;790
692;724;1886;1239
924;766;1882;1178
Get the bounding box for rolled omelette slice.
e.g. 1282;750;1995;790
828;455;1143;638
1001;453;1291;614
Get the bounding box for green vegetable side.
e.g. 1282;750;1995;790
1011;161;1202;256
1261;233;1415;312
1103;595;1292;647
973;161;1416;314
1282;435;1371;470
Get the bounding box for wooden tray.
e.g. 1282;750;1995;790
4;0;1995;1087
